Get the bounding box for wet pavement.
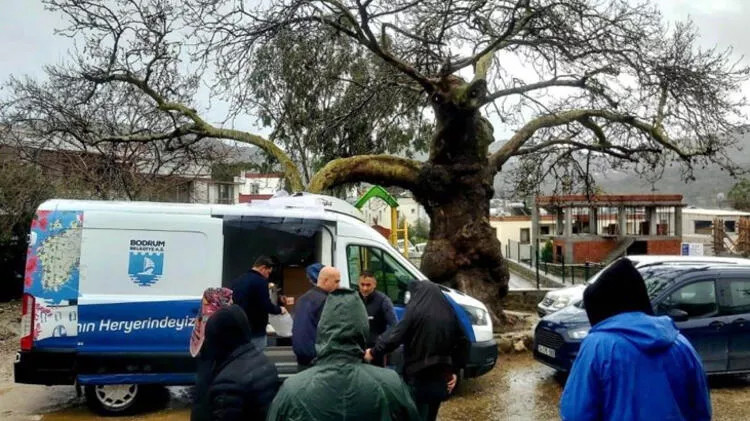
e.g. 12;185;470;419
0;353;748;420
508;271;535;290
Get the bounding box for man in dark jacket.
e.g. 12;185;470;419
367;280;468;421
231;256;287;350
357;271;397;366
560;258;711;421
192;305;278;421
291;265;340;366
268;288;419;420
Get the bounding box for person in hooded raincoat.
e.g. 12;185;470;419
367;280;469;421
192;305;279;421
559;258;711;421
267;288;419;421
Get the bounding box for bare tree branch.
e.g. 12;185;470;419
308;154;422;192
490;108;697;171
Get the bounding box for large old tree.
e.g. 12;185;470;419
2;0;748;315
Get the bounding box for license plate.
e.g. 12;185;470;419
537;345;556;358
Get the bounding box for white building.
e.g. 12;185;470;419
179;172;285;205
360;192;429;228
681;207;750;255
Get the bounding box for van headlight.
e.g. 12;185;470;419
552;296;570;310
568;327;589;340
462;305;489;326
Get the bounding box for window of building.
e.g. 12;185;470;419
694;220;712;235
520;228;530;244
218;184;234;204
540;226;550;235
250;183;260;194
725;220;737;233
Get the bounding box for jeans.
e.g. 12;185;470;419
251;335;267;350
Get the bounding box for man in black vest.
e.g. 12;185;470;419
358;271;397;366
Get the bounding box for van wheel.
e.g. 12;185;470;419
85;384;142;415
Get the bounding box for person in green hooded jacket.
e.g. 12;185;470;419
267;288;419;421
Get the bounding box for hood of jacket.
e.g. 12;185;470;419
204;305;253;364
583;258;654;326
315;288;369;363
592;311;679;353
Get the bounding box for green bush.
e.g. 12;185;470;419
541;240;553;263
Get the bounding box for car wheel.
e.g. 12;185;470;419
85;384;143;415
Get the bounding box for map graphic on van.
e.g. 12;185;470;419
128;239;165;286
25;210;83;305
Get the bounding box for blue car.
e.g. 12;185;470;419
534;262;750;375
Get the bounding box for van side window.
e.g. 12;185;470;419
347;245;412;305
720;278;750;316
658;280;718;319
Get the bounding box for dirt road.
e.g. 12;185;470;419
1;299;749;420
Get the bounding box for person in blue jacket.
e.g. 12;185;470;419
292;265;340;367
560;258;711;421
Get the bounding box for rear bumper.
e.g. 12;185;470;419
464;339;498;378
15;346;298;385
14;349;76;385
14;348;197;386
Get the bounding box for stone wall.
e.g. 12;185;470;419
502;288;549;312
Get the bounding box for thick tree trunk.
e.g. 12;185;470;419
416;162;508;320
415;77;509;321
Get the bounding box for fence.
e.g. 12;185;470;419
506;239;604;287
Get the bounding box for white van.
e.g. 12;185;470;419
15;193;497;414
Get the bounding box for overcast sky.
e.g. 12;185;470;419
1;0;749;136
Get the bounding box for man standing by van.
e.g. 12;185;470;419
292;265;340;367
358;271;397;366
231;256;287;350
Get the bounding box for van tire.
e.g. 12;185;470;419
84;384;146;415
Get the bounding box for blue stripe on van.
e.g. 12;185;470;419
77;373;195;385
443;294;476;342
72;300;199;353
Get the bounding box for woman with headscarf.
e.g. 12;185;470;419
367;280;469;421
192;305;279;421
190;288;233;421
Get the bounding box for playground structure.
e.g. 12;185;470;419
354;185;411;257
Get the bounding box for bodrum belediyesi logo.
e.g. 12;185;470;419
128;239;165;287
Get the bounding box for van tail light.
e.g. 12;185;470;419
20;293;35;351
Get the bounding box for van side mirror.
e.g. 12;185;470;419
667;308;689;322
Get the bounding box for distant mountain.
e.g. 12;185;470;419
493;129;750;207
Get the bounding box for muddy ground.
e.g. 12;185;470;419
1;300;749;420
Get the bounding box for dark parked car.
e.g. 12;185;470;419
534;262;750;374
